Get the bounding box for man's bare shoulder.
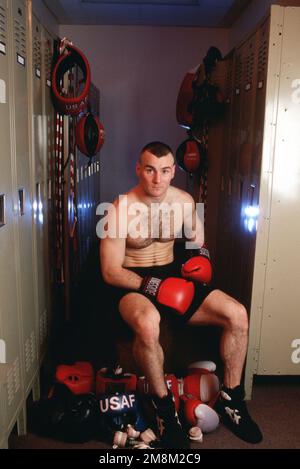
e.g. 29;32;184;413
168;186;195;205
111;187;138;209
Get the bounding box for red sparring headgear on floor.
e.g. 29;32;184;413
55;361;94;394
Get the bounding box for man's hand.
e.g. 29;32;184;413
140;276;195;316
181;246;212;284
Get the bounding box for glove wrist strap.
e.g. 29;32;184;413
140;276;161;297
186;245;210;260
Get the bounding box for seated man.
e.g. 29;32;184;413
99;141;262;448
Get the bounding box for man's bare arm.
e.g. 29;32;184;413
99;198;143;290
100;236;143;290
183;193;205;248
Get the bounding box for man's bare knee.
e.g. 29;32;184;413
134;307;161;345
119;294;161;344
226;302;249;333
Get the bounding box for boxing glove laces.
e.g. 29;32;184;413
181;245;212;284
140;276;195;316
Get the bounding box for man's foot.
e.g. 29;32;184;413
151;391;190;449
215;385;263;444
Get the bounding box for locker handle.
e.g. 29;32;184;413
249;184;255;205
0;338;6;364
228;177;232;196
18;188;25;216
47;179;52;200
221;175;225;192
239;180;243;200
0;194;5;227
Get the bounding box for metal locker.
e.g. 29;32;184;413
214;52;235;294
227;51;243;296
240;18;270;311
230;49;243;175
31;15;43;181
0;0;23;442
238;32;258;177
9;0;37;392
244;5;300;398
30;13;48;363
231;31;259;307
251;18;269;182
40;26;55;355
206;59;231;265
253;6;300;375
218;49;243;298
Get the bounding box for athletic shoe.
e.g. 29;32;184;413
215;385;263;444
151;391;190;449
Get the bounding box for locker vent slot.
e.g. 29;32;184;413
14;18;26;61
0;4;7;54
258;24;269;83
7;365;15;405
234;54;242;91
13;357;20;394
30;331;36;365
25;337;31;372
47;115;53;162
39;313;43;346
0;194;5;227
6;357;20;405
33;30;41;78
45;38;52;84
245;42;255;87
25;331;36;372
39;310;48;347
225;60;233;101
44;311;48;342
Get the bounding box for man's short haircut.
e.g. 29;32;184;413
140;141;174;162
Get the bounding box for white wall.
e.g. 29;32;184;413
230;0;300;48
59;25;229;203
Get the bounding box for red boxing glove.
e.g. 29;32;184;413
181;395;219;433
182;373;220;403
181;246;212;284
140;276;194;316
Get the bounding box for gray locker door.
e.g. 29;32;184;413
233;31;259;309
9;0;37;391
0;0;23;435
245;6;294;398
32;14;47;361
41;26;55;354
257;6;300;375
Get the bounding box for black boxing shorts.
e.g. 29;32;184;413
105;261;214;328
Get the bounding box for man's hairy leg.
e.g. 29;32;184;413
133;334;167;397
187;289;249;388
119;293;168;397
187;290;263;444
